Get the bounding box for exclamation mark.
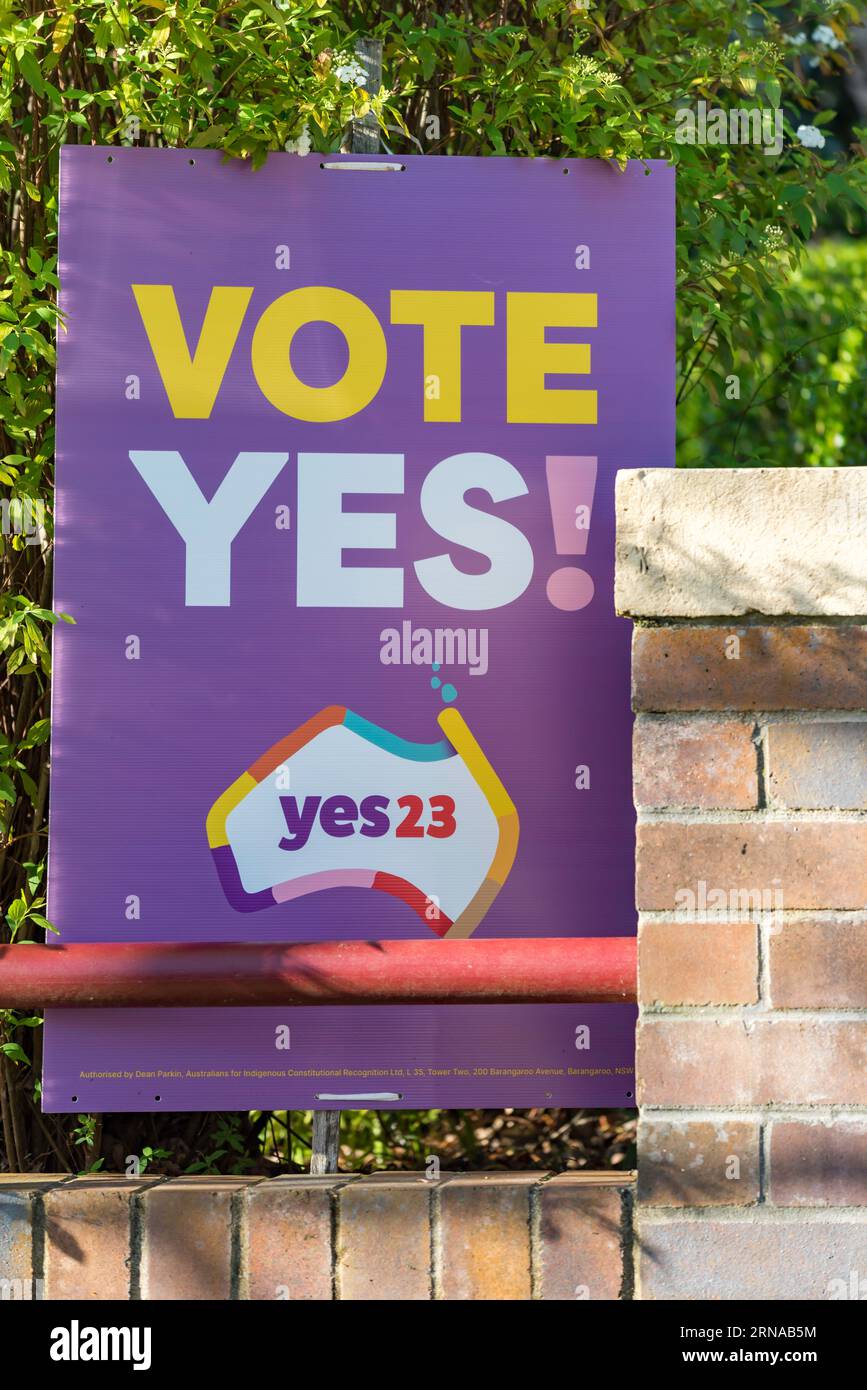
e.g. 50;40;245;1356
545;455;597;611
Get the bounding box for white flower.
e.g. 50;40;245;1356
284;125;312;156
812;24;842;50
796;124;826;149
785;33;807;46
334;56;368;87
564;55;616;86
762;224;785;251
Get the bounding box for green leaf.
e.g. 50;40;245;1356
17;49;46;97
28;914;60;935
52;11;76;54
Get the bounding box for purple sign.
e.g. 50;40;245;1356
47;149;673;1112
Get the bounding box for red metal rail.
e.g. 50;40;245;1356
0;938;636;1008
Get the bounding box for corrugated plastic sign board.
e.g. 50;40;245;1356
46;149;673;1110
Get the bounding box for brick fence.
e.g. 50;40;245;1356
620;466;867;1301
2;466;865;1300
0;1172;631;1300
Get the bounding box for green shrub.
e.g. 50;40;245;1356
2;0;867;1172
679;237;867;467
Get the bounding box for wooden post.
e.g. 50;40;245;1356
310;1109;341;1174
346;38;382;153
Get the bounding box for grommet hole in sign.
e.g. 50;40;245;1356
319;161;405;172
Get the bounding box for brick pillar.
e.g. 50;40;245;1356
617;466;867;1301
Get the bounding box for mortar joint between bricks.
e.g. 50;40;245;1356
641;1103;867;1117
638;709;867;726
752;719;768;810
430;1181;444;1301
619;1186;635;1300
129;1190;145;1301
31;1191;46;1301
757;1119;768;1205
425;1181;435;1302
756;913;768;1008
528;1181;542;1300
630;615;867;629
230;1187;249;1301
636;1205;867;1224
643;1107;867;1120
640;1004;867;1022
640;909;867;923
638;807;867;823
329;1183;340;1301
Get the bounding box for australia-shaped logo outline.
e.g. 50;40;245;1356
206;705;519;939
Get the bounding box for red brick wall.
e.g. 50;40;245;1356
0;1172;632;1300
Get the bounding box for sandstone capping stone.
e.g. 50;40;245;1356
616;466;867;618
